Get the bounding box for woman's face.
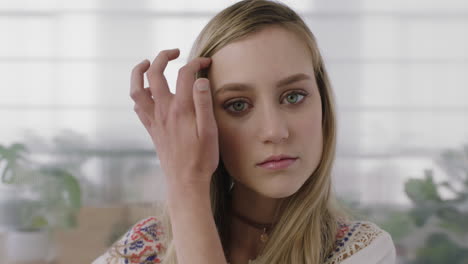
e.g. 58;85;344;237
208;25;323;198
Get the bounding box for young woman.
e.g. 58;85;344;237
93;1;396;263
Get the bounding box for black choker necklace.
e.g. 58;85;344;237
231;209;276;243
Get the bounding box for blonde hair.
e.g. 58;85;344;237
122;0;352;263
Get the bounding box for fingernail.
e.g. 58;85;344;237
197;81;209;91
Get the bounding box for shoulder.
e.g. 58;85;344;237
324;220;396;264
92;216;166;264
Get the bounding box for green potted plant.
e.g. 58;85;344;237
0;142;82;262
404;144;468;264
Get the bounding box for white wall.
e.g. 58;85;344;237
1;0;467;207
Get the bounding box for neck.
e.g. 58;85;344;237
228;183;282;255
230;182;282;223
228;212;268;259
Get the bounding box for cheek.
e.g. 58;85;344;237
294;103;323;154
302;113;324;164
218;124;247;168
215;107;251;159
218;128;253;181
302;113;322;139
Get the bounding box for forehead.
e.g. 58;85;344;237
208;26;315;90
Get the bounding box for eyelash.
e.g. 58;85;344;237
222;90;309;115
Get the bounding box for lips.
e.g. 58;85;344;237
257;154;297;165
257;157;298;170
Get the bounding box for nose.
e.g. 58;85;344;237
257;104;289;144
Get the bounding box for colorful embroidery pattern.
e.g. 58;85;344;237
105;217;166;264
96;217;385;264
324;220;384;264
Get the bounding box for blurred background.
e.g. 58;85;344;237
0;0;467;263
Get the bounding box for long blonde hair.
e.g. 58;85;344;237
136;0;349;263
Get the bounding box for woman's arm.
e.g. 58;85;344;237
131;49;223;263
168;183;228;264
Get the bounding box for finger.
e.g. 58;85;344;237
192;78;217;140
175;57;212;111
134;104;152;132
130;60;154;118
144;87;152;99
147;49;180;111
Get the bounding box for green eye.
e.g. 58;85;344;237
281;91;307;105
232;101;247;112
223;100;249;113
285;93;303;104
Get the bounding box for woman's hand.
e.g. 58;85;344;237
130;48;219;190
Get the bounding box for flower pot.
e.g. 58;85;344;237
0;185;22;231
6;229;56;263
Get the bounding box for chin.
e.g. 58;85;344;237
256;181;302;199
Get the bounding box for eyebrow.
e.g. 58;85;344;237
214;73;311;97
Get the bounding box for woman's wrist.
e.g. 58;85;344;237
166;179;211;211
165;177;227;264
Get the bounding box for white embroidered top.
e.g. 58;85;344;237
92;216;396;264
